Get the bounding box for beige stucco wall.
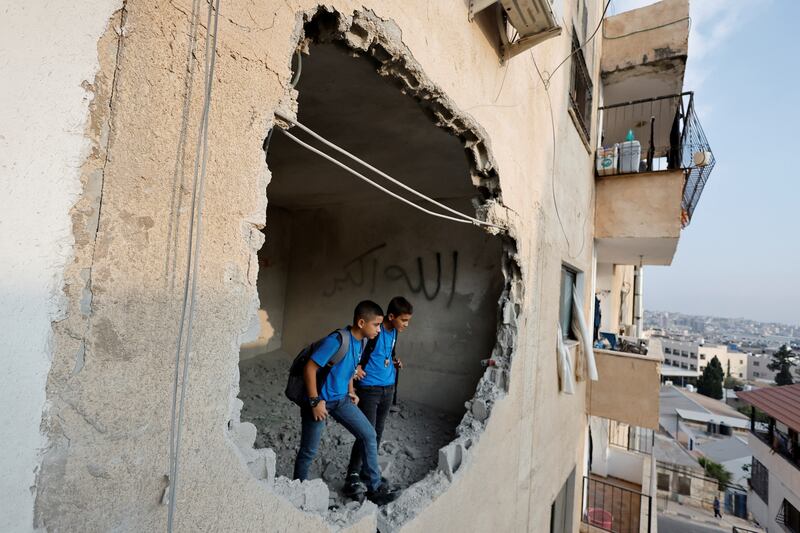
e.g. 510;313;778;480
601;0;689;104
588;350;661;429
24;0;635;531
595;170;684;265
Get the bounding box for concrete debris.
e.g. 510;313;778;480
238;350;460;497
436;441;465;481
272;477;329;513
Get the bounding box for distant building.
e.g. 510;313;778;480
738;385;800;532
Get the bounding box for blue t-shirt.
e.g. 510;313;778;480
310;329;363;402
359;324;398;387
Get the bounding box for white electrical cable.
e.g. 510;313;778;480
167;0;220;530
277;128;507;231
276;114;506;231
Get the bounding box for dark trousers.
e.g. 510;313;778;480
347;384;394;479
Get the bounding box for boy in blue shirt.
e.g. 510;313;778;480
293;300;398;505
344;297;413;497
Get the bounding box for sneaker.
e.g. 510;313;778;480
343;473;366;498
365;483;399;506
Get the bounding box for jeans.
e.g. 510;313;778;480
347;385;394;480
293;397;381;491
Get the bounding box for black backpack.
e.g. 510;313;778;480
285;328;355;407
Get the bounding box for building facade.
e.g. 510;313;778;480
739;385;800;532
1;0;709;531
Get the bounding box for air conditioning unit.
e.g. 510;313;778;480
470;0;563;61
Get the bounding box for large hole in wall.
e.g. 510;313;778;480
236;12;517;517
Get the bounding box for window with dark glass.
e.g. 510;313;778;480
781;499;800;533
559;266;578;340
568;32;593;140
751;458;769;504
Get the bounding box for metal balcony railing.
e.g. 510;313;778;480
582;476;652;533
596;92;715;226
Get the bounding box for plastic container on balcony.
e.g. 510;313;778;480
619;140;641;173
596;145;618;176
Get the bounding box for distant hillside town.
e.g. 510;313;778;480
645;310;800;349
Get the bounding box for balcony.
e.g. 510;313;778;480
601;0;689;106
594;92;715;265
587;350;661;430
581;475;653;533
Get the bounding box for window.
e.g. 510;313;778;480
568;32;593;140
779;499;800;533
751;458;768;504
677;476;691;496
700;354;706;360
739;373;743;378
681;363;688;369
754;361;760;367
665;347;672;355
657;473;670;491
754;371;761;377
690;364;696;371
559;266;577;340
681;350;689;357
690;352;696;358
550;468;576;533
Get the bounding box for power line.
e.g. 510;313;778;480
276;115;507;231
277;128;506;231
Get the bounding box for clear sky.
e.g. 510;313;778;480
611;0;800;326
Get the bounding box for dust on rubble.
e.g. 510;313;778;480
238;350;461;505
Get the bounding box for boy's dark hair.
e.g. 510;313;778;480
353;300;384;324
387;296;413;317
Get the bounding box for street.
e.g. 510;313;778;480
658;514;729;533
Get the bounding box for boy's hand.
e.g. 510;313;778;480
355;365;366;380
312;401;328;421
394;359;403;369
349;391;360;406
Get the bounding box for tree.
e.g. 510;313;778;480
697;356;724;400
768;344;797;386
698;457;732;491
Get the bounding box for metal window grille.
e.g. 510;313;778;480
569;32;593;140
750;458;769;504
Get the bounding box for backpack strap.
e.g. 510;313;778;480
359;336;378;368
326;328;351;367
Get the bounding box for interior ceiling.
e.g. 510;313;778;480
267;43;474;208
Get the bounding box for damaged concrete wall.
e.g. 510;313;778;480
23;0;609;531
0;1;123;530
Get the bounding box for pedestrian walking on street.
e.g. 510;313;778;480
713;496;722;519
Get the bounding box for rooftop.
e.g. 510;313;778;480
696;436;751;463
738;383;800;433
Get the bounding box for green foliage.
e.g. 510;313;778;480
698;356;724;400
737;404;769;423
698;457;732;491
768;345;797;386
724;375;743;390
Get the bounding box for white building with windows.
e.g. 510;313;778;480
739;385;800;532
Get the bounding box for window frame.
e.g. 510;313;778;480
751;458;769;504
559;265;579;341
568;31;593;141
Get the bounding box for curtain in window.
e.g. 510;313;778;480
571;285;598;381
556;322;576;395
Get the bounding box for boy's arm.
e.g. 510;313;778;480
303;359;328;420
